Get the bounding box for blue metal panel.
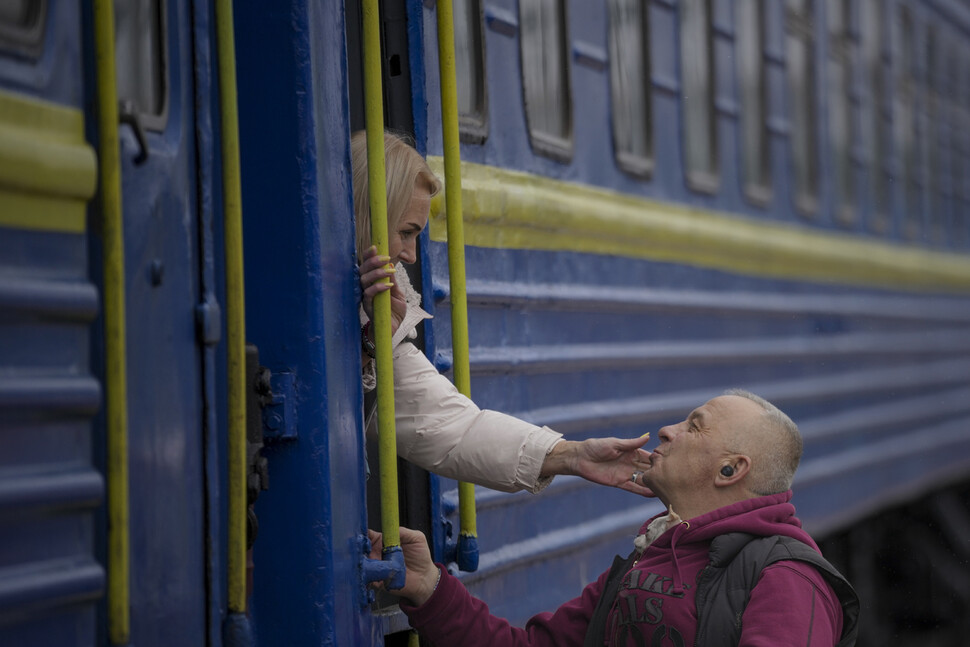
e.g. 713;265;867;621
95;0;208;642
0;0;85;105
234;0;371;644
424;230;970;625
0;232;103;644
188;0;226;643
0;3;103;644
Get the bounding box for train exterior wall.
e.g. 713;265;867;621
419;0;970;629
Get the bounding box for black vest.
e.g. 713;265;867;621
584;532;860;647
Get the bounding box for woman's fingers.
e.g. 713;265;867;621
360;255;397;309
363;278;395;298
360;246;393;272
361;264;395;285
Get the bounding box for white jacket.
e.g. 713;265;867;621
362;266;562;493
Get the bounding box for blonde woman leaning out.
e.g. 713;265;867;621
353;130;651;496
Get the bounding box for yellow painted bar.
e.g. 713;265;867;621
0;91;96;233
362;0;402;551
92;0;130;642
435;0;477;540
428;159;970;294
213;0;248;614
0;191;88;233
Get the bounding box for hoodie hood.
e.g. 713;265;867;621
633;491;819;595
636;491;818;552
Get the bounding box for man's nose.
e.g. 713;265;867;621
657;425;674;442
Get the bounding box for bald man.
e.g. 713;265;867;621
374;389;860;647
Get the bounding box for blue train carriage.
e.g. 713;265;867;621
3;0;970;646
0;0;353;645
0;0;255;644
413;0;970;642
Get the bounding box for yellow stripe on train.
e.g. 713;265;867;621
427;157;970;294
0;90;97;234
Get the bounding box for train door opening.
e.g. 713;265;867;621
345;0;435;640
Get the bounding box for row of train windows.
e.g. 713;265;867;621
455;0;970;236
3;1;964;239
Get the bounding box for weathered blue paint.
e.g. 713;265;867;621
5;0;970;644
113;0;208;641
234;0;371;644
0;0;85;103
0;2;103;646
189;0;228;644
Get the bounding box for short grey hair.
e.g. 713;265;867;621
723;389;803;495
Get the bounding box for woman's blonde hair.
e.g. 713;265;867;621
351;130;441;262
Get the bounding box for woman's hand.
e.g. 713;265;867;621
359;245;407;336
540;436;655;497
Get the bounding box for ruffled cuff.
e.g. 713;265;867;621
516;426;564;494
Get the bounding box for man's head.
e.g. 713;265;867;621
640;390;802;518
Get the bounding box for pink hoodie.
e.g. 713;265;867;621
402;492;844;646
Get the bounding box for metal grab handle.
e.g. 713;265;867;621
93;1;132;642
117;99;148;165
212;4;256;647
361;540;405;589
436;0;479;573
360;0;406;591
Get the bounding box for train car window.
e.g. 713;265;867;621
680;0;718;193
950;51;970;245
925;28;944;243
455;0;488;142
519;0;573;161
736;0;770;204
861;0;889;233
0;0;46;57
115;0;168;130
607;0;652;178
827;0;854;225
894;6;918;239
786;0;819;216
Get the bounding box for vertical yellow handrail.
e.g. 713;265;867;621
362;0;404;568
213;0;248;615
92;0;131;642
436;0;478;569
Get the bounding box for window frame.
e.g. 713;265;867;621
786;0;820;217
894;5;919;240
862;0;890;233
518;0;574;162
680;0;720;194
826;0;855;226
0;0;47;58
455;0;489;144
925;26;945;243
955;52;970;246
736;0;772;206
607;0;653;179
114;0;170;133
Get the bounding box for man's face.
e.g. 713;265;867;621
641;395;759;497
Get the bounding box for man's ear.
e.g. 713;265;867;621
715;455;751;486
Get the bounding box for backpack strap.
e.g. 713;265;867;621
583;551;637;647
